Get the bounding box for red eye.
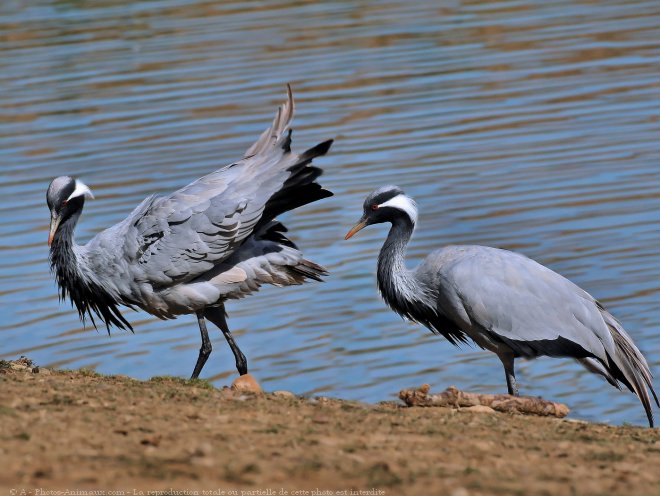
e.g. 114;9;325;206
62;199;68;206
371;204;379;211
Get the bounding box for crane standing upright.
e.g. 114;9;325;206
345;185;658;426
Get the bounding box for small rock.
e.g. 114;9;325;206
218;387;234;399
231;374;262;393
462;405;496;414
191;442;213;457
33;466;52;479
189;443;215;466
450;488;469;496
140;435;162;447
191;456;215;467
16;356;34;368
143;446;158;456
273;390;295;399
562;418;588;424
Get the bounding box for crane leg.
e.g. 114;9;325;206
204;304;248;376
499;352;519;396
191;311;212;379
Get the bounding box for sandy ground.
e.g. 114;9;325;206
1;358;659;496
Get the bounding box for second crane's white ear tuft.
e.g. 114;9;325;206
380;194;418;224
67;180;95;202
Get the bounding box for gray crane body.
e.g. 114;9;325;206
71;184;322;320
47;87;333;378
346;185;658;426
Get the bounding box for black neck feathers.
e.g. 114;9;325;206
376;217;468;346
49;218;132;333
377;217;420;320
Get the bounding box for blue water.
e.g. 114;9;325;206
1;0;659;426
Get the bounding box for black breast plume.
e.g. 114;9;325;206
49;226;133;333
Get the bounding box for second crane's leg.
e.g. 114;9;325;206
204;304;248;376
191;311;212;379
499;352;519;396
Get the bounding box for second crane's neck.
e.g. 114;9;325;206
376;218;421;316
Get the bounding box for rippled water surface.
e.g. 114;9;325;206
1;0;659;425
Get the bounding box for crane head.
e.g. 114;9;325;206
345;185;418;240
46;176;95;246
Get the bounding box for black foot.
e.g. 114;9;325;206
191;312;212;379
204;304;249;376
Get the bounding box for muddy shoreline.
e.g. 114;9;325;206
1;358;659;495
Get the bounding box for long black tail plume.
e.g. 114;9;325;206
598;302;658;427
256;137;333;233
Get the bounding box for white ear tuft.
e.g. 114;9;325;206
66;180;95;202
379;194;418;224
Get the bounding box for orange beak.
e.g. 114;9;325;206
48;214;61;247
345;219;368;240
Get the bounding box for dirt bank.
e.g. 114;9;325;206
1;358;659;495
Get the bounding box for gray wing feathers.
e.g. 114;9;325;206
134;199;246;285
425;244;657;424
429;246;615;359
169;238;317;305
124;87;304;287
577;357;620;388
244;84;294;157
598;305;659;424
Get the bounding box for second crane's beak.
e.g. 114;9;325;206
345;218;368;240
48;214;61;247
